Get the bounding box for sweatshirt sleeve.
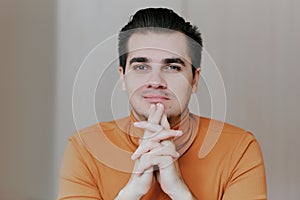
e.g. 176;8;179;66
222;132;267;200
57;136;103;200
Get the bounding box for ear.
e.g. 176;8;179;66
118;66;126;91
192;67;201;93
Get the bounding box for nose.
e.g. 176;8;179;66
146;70;167;89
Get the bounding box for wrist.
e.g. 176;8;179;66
169;190;195;200
115;182;145;200
166;181;195;200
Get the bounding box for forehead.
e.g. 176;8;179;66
127;32;190;63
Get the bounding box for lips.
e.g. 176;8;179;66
143;93;170;103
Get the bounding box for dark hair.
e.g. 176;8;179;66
118;8;203;77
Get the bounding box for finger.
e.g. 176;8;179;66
161;140;173;146
132;130;182;160
137;155;174;174
132;159;154;175
131;141;161;160
159;140;179;158
161;113;170;129
147;143;179;159
149;129;182;141
134;122;164;141
149;103;164;124
147;104;156;122
134;122;182;140
134;121;162;132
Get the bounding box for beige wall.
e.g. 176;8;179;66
0;0;56;199
185;1;300;199
0;0;299;199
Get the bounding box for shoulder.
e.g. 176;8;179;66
191;114;259;158
196;115;256;140
72;116;130;137
68;116;131;150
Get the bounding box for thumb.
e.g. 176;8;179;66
161;113;170;129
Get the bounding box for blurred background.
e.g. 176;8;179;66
0;0;299;199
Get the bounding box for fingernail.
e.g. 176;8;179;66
133;122;142;127
176;130;183;136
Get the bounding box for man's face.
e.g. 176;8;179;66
119;31;200;125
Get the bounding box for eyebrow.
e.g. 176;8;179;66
163;58;185;66
129;57;149;65
129;57;185;66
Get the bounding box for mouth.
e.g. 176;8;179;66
143;94;170;103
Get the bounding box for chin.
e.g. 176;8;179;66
131;107;149;121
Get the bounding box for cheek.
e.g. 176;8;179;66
173;86;193;104
166;75;193;93
124;74;145;94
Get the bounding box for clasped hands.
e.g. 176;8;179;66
116;103;194;199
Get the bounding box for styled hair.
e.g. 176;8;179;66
118;7;203;76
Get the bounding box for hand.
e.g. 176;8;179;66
133;103;195;199
131;121;182;160
132;104;182;160
115;159;154;200
156;157;194;199
115;104;177;199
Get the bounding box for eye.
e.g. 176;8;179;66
133;64;150;71
163;65;182;72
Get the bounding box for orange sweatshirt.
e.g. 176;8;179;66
58;113;267;200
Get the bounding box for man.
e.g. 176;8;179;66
58;8;267;200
